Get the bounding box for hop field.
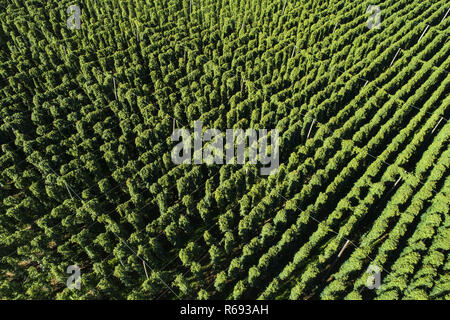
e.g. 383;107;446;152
0;0;449;300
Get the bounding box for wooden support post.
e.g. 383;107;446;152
282;0;287;14
417;25;430;43
387;176;402;195
374;233;389;245
306;119;316;140
440;8;450;24
431;117;444;135
113;76;117;100
363;80;369;87
337;240;351;258
291;46;296;59
332;22;338;33
393;176;402;188
389;48;401;67
240;19;246;31
143;260;149;279
64;181;73;200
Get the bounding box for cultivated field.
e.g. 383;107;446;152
0;0;448;300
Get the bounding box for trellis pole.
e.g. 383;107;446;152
417;25;429;43
337;240;351;258
306;118;316;140
440;8;450;24
431;117;443;135
389;48;401;67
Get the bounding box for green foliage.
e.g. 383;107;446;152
0;0;448;301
